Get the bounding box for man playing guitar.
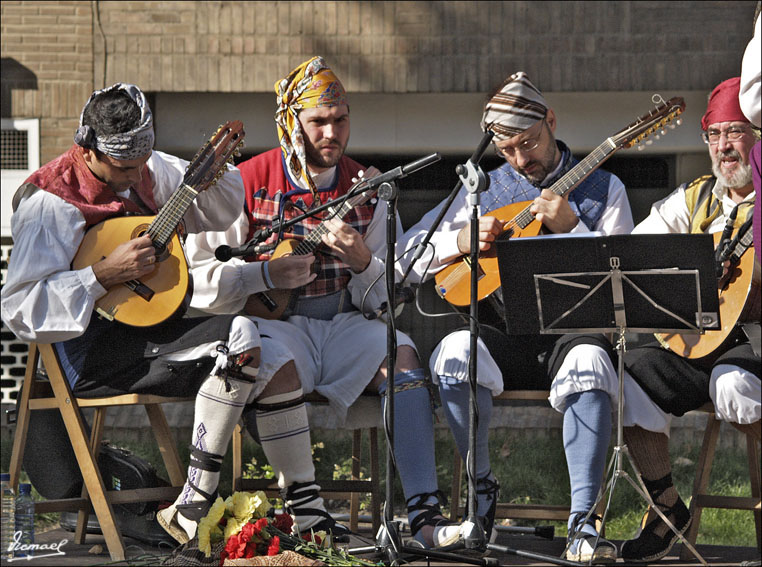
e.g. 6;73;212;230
398;72;635;563
184;56;462;548
0;84;278;545
619;77;760;563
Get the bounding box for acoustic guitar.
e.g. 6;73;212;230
434;96;686;306
243;168;379;320
72;121;245;327
655;229;760;359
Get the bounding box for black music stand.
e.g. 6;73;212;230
496;233;720;566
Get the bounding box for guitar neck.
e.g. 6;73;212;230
512;138;618;230
290;182;374;256
146;183;199;248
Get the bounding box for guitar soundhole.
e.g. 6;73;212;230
130;223;172;261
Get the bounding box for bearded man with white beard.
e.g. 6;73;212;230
612;76;761;563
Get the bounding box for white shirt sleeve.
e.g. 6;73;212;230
148;150;245;233
740;15;761;128
632;185;692;234
0;190;105;342
346;198;393;312
185;211;268;315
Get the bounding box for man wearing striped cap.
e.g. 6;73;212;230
184;56;461;548
399;72;635;562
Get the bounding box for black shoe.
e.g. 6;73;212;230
463;474;500;543
282;481;351;543
407;490;462;549
565;513;617;564
620;498;691;563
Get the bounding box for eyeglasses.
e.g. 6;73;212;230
701;126;750;145
495;119;546;158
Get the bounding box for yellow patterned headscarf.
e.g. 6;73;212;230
274;56;348;196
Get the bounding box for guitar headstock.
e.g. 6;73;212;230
183;121;245;191
612;96;686;150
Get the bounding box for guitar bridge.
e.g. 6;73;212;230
123;279;155;301
463;256;487;281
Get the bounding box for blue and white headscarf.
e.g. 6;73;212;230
74;83;154;160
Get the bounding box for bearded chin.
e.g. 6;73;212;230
712;159;753;190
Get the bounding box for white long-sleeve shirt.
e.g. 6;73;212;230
1;150;245;343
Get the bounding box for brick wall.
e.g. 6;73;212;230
1;1;756;160
93;1;755;95
1;0;94;164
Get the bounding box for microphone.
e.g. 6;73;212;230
366;286;416;320
215;241;275;262
364;153;442;190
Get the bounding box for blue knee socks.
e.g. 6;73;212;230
439;379;494;516
377;369;438;500
563;389;611;535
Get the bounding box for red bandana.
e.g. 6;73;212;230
701;77;748;130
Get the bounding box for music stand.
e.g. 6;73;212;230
496;233;720;566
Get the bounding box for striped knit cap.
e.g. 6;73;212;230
481;72;548;141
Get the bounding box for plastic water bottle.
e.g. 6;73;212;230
1;473;15;561
14;483;34;558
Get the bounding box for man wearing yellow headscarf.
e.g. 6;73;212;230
183;56;461;548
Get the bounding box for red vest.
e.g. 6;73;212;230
238;148;375;298
25;145;156;227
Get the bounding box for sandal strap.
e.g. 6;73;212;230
406;490;449;537
188;446;223;473
176;482;218;522
642;472;673;502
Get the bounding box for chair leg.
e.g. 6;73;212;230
450;449;462;521
75;407;107;545
9;344;39;489
144;403;185;486
349;429;362;532
680;414;720;560
232;423;243;492
369;427;381;533
746;434;761;551
40;345;126;561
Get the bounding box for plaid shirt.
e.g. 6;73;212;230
482;140;610;230
239;148;375;298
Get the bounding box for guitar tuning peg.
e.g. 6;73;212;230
661;128;667;136
676;118;682;126
637;145;645;152
645;139;653;146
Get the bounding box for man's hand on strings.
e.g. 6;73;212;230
530;189;579;233
457;216;505;254
267;254;317;289
321;217;372;273
93;235;156;288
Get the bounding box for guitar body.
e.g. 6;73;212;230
655;232;761;359
434;201;542;306
72;215;190;327
243;239;301;320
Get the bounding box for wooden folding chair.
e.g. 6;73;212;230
680;403;761;559
8;343;193;561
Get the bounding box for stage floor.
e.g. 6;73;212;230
12;523;761;566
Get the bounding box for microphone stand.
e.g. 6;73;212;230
387;131;580;566
364;162;496;567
